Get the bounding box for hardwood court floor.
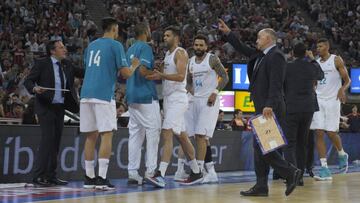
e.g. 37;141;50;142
1;168;360;203
42;172;360;203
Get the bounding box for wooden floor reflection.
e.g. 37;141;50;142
53;173;360;203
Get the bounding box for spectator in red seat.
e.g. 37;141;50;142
5;100;24;119
230;109;247;131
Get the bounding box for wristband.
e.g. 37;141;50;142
213;89;219;94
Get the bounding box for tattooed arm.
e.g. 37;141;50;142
207;54;229;107
186;63;194;95
210;54;229;91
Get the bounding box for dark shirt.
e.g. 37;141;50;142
284;58;324;113
230;119;247;131
347;113;360;132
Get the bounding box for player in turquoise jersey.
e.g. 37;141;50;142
125;23;161;185
80;17;139;190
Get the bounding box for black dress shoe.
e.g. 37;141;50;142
306;168;314;178
49;177;68;185
273;172;284;180
240;185;269;197
33;177;52;187
285;169;301;196
298;178;304;186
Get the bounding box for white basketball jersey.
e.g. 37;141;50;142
316;54;342;99
188;53;218;98
162;47;187;96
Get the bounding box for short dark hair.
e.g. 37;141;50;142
317;38;329;44
46;40;62;56
193;34;208;45
219;109;224;114
234;109;242;115
165;26;180;37
102;17;118;32
116;102;128;111
293;42;306;58
135;23;149;38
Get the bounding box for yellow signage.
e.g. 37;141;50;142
235;91;255;112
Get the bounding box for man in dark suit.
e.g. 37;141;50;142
24;40;84;186
218;19;301;196
283;42;324;186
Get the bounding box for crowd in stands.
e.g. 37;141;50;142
0;0;92;122
1;0;359;126
298;0;360;67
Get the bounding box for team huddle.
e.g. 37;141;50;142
79;17;229;190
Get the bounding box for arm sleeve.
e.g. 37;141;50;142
24;60;41;94
140;45;154;70
225;32;257;57
265;52;286;108
115;43;129;69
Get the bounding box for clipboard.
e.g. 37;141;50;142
249;114;287;155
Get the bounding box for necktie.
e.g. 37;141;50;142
56;61;65;97
253;54;265;72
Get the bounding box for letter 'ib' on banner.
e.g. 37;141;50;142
235;91;255;112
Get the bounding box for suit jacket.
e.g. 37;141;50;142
284;58;324;114
226;32;286;114
24;57;84;115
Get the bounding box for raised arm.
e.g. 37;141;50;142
218;19;257;57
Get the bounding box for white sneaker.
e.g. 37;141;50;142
202;170;218;184
174;170;189;182
128;172;144;185
145;171;155;179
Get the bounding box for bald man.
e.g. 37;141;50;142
219;20;301;197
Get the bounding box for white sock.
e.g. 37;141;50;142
128;170;138;177
98;158;109;179
320;158;328;168
85;160;95;178
189;159;200;174
338;149;346;156
206;162;215;172
197;160;205;172
159;162;169;177
177;158;186;172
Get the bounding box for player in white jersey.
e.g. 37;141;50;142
145;26;203;187
174;34;229;183
310;38;351;181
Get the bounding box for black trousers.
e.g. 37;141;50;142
33;104;64;180
283;112;314;175
306;130;315;170
253;102;296;187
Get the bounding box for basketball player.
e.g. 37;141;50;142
176;34;229;183
145;26;203;187
81;17;140;190
310;38;351;181
126;23;161;185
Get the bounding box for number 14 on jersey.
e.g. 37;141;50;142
88;50;101;67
